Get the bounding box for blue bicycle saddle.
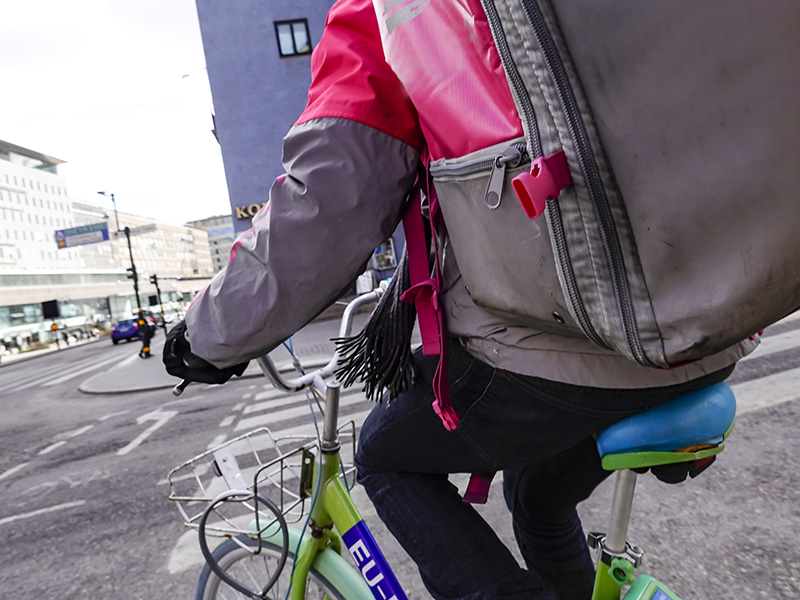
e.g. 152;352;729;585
596;382;736;459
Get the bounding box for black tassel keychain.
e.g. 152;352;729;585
333;247;417;403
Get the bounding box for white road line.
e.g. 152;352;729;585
117;409;178;456
743;328;800;361
0;500;87;527
98;410;130;421
247;408;371;443
244;388;361;416
235;394;369;432
111;352;141;370
731;366;800;414
38;440;68;455
232;402;245;412
243;394;310;415
43;353;129;387
253;387;290;402
4;355;111;393
0;462;29;481
65;425;94;438
207;434;227;450
218;416;235;428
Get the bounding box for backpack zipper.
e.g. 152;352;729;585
480;0;608;349
520;0;650;365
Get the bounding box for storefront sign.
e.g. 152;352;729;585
233;202;267;220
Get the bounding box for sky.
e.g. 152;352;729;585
0;0;231;226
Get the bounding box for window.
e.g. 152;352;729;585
275;19;312;57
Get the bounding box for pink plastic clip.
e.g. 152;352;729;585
432;401;460;431
512;150;572;219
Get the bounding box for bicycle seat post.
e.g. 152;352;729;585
606;469;637;554
321;380;341;452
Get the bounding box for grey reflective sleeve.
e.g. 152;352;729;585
185;117;420;367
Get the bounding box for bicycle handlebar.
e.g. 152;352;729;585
255;289;382;395
171;288;383;397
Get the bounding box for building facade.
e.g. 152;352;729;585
194;0;334;233
193;0;404;285
184;214;236;272
0;138;215;353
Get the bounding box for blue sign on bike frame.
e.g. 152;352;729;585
54;222;109;249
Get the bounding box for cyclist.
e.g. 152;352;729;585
164;1;755;598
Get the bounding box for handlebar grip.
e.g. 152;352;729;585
173;379;191;396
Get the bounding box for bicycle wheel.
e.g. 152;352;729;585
195;537;348;600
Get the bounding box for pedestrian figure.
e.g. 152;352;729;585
51;322;61;350
137;310;152;358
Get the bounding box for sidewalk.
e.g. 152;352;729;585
78;314;373;395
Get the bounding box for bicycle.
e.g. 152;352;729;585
167;289;737;600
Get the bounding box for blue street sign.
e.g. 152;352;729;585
54;222;110;249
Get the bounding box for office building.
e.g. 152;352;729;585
0;138;214;352
184;214;236;272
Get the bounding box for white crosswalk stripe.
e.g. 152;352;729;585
743;328;800;361
731;366;800;414
235;390;368;432
3;351;137;393
43;353;129;386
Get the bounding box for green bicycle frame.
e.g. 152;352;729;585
254;381;407;600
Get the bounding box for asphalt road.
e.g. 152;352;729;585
0;317;799;599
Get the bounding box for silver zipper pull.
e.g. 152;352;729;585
484;146;522;210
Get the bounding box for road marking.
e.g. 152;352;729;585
743;328;800;361
244;394;310;415
162;395;205;409
65;425;94;438
218;416;235;428
112;352;141;370
0;462;29;481
43;353;128;386
732;366;800;414
38;440;68;455
0;500;87;527
157;461;211;486
99;410;130;421
117;409;178;456
207;434;227;450
235;393;367;432
253;387;291;402
232;402;245;412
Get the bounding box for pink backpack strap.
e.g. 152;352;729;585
400;175;460;431
462;472;496;504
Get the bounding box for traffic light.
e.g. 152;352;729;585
126;267;137;281
149;274;158;285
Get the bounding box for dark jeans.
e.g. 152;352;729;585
355;338;732;600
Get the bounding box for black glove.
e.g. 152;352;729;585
162;320;248;384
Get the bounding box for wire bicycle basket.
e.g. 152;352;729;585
167;421;358;539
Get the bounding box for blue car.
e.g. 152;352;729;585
110;317;155;344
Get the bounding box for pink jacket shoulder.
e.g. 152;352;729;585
373;0;523;160
296;0;424;151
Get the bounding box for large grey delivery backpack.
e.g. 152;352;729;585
430;0;800;368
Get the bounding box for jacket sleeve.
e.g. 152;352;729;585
184;0;423;368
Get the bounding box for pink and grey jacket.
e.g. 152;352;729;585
186;0;755;389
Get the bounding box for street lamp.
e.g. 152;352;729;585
98;191;141;310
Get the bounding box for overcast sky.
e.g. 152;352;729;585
0;0;231;226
